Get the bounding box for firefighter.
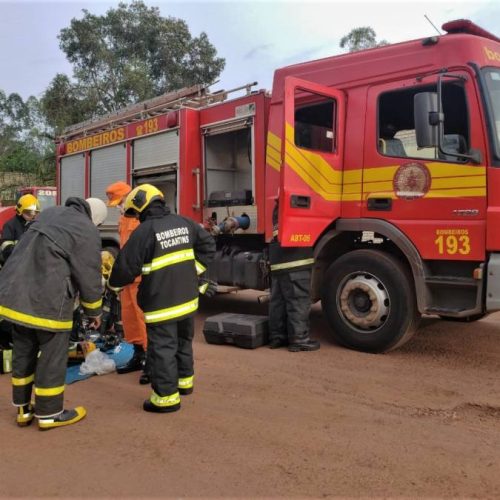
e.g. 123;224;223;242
108;184;216;414
0;194;40;350
268;197;320;351
0;194;39;263
0;197;107;430
105;181;149;384
106;181;150;384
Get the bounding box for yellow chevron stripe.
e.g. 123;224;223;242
363;166;398;182
267;131;281;152
427;164;486;177
267;143;281;164
343;170;362;184
424;187;486;198
342;193;364;201
266;153;280;171
430;176;486;189
286;124;342;185
268;126;486;201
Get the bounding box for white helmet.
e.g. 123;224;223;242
86;198;108;226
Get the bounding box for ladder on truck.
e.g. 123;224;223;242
58;82;259;142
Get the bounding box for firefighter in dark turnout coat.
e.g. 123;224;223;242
0;197;106;430
109;184;216;414
0;194;39;263
0;195;40;354
268;199;320;351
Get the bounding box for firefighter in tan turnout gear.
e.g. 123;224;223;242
0;197;107;430
108;184;216;414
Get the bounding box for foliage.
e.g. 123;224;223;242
42;0;225;130
0;90;54;184
340;27;388;52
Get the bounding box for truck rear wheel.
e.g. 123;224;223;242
321;249;419;353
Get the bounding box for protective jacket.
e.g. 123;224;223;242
0;214;30;262
109;202;215;325
0;198;103;332
268;204;314;274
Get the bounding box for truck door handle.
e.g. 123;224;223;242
290;195;310;209
367;197;392;211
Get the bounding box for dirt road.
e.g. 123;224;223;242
1;291;500;498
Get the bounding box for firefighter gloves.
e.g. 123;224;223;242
199;278;218;297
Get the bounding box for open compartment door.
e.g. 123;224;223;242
279;76;345;246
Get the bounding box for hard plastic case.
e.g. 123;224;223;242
203;313;269;349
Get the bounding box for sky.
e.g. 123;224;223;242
0;0;499;101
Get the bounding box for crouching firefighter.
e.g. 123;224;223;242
268;197;320;352
0;198;107;430
108;184;216;414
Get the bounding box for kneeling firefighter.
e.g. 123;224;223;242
108;184;216;413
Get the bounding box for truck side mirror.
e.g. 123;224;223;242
414;92;440;148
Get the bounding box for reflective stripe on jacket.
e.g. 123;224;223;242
109;203;215;325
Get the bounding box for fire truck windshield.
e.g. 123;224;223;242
483;67;500;158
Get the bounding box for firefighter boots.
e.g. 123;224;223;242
143;391;181;413
268;338;288;349
143;400;181;413
16;404;34;427
38;406;87;430
288;339;320;352
117;344;145;374
139;366;150;385
178;375;194;395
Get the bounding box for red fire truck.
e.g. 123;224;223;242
55;19;500;353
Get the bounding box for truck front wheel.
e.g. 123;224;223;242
321;249;419;353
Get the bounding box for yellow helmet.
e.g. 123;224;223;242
16;194;40;216
123;184;164;216
101;250;115;280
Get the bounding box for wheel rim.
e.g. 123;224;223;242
337;272;390;333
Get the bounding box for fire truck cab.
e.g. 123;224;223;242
56;20;500;353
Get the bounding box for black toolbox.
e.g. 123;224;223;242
203;313;269;349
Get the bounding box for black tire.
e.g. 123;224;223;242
439;313;485;322
321;249;419;353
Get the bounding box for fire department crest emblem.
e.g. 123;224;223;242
393;162;431;200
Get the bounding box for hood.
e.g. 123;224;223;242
65;197;92;221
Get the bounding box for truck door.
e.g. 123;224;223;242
279;76;345;246
364;73;487;262
132;127;180;213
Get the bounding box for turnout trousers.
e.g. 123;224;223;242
12;325;70;418
269;269;312;343
146;316;194;399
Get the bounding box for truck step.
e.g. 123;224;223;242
424;275;478;287
425;307;467;315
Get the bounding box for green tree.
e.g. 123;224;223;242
43;0;225;130
0;90;54;181
40;74;96;132
340;27;388;52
